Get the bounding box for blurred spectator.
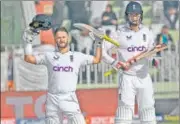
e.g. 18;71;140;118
51;1;65;32
71;29;94;55
8;52;13;81
155;25;174;56
90;1;108;28
7;51;14;91
34;1;39;5
66;1;90;28
101;4;117;26
163;1;179;29
163;1;179;13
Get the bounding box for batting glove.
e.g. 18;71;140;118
111;60;128;71
23;27;40;43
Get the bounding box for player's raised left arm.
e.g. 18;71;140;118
88;32;103;64
80;33;102;65
92;41;102;64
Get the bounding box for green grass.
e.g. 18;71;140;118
160;122;179;124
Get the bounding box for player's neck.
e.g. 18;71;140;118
59;47;69;54
130;25;139;32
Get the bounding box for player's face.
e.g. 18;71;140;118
128;13;141;25
55;31;69;48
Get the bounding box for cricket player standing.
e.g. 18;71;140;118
102;2;157;124
23;24;102;123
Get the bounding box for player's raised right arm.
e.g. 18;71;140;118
23;28;47;65
23;28;39;64
24;55;36;64
23;14;52;65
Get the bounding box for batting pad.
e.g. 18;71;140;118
68;113;86;124
139;107;157;124
45;118;60;124
115;105;134;124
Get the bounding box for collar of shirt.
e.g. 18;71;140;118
125;23;143;31
56;51;72;56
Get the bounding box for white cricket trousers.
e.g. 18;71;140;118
115;73;156;124
45;92;86;124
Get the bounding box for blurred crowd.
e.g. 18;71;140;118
51;1;178;50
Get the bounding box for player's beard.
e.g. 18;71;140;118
129;19;139;26
56;41;68;49
129;17;141;26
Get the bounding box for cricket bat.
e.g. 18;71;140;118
134;44;168;61
73;23;120;47
104;44;168;77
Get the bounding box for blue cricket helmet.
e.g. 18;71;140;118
125;2;143;24
29;14;52;31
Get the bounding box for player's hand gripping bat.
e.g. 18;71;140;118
104;44;168;77
73;23;120;47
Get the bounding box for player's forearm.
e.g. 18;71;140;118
24;43;36;64
23;28;37;64
102;48;115;65
24;55;36;64
93;45;102;64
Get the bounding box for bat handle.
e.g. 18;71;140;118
103;35;120;47
104;69;117;77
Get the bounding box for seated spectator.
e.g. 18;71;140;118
101;4;117;26
155;25;174;56
163;1;179;29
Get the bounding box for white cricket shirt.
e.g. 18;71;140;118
35;51;93;93
102;24;155;76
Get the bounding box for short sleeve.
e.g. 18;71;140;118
34;53;47;65
79;53;94;66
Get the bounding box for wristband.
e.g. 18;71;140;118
96;41;102;48
24;43;33;55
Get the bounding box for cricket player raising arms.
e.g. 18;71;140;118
23;16;102;124
103;2;158;124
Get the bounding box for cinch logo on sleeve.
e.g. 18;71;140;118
53;66;73;72
127;46;147;52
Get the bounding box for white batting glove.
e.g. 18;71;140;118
89;31;103;44
23;27;39;55
23;27;40;43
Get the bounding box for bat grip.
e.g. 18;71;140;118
103;35;120;47
104;69;116;77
